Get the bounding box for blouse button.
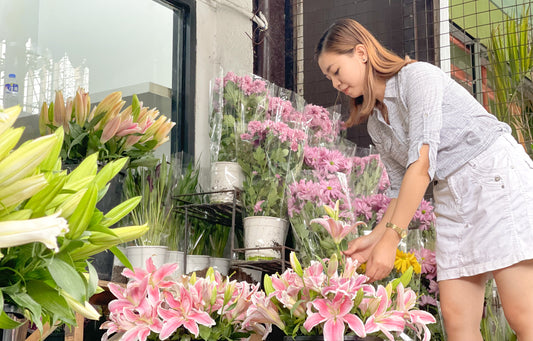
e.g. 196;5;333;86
495;176;501;182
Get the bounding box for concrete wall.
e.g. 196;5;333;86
194;0;254;171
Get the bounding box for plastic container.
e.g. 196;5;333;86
3;73;19;108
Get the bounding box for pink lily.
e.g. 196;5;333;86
395;283;435;341
310;216;359;245
364;285;405;341
304;292;366;340
158;288;215;339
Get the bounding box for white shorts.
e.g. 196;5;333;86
433;133;533;281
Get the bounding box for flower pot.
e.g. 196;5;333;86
283;336;382;341
126;245;168;269
185;254;210;274
210;161;243;203
244;216;289;260
166;250;185;277
1;305;28;341
209;256;231;275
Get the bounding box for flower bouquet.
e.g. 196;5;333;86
260;204;436;341
287;139;359;265
101;258;274;341
239;119;307;218
39;88;175;168
209;72;269;163
0;106;149;332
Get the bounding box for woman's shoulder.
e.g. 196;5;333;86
399;61;446;78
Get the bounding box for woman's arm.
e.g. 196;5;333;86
351;144;431;282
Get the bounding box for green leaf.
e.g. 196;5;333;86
110;246;132;270
86;261;99;298
0;311;24;329
9;291;43;331
48;257;87;302
26;280;76;325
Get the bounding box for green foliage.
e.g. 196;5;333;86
488;6;533;155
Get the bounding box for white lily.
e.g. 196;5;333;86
0;213;69;254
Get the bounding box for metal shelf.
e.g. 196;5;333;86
171;189;291;278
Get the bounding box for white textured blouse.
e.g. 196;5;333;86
367;62;510;198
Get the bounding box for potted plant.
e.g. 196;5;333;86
123;155;176;269
0;106;148;334
39;87;175;168
209;72;269;203
238;116;307;260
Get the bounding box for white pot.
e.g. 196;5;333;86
210;161;244;203
126;246;168;270
185;254;210;274
209;256;231;276
166;250;185;277
244;216;289;260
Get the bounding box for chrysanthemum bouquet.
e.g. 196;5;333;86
209;72;269;163
101;258;275;341
287;142;359;264
238;95;307;218
261;204;436;341
39;88;175;168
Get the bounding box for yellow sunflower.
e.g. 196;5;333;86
394;249;421;274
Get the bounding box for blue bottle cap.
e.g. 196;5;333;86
8;73;15;78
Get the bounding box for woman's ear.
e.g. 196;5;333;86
354;44;368;62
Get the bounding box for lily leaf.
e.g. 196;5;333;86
47;257;87;302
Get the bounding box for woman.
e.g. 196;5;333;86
315;18;533;340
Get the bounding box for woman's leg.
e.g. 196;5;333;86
438;273;489;341
493;259;533;340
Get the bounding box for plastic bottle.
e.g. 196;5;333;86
3;73;19;108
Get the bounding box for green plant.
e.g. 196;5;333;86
0;106;148;332
123;155;175;246
488;6;533;154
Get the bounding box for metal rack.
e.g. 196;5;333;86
172;189;291;276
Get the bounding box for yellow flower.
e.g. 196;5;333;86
394;249;421;274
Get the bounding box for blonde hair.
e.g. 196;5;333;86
316;18;413;125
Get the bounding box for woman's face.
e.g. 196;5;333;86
317;46;367;98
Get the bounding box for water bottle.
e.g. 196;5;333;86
3;73;19;108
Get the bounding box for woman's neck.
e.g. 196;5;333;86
375;77;386;102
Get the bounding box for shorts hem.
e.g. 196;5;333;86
437;252;533;281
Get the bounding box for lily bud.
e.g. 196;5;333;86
53;91;66;127
100;115;121;143
0;105;21;136
39;102;49;135
61;290;100;320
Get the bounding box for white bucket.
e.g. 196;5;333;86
166;250;185;277
209;257;231;276
210;161;244;203
244;216;289;260
126;246;168;270
185;254;210;274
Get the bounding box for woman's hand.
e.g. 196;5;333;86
362;229;399;282
343;230;381;266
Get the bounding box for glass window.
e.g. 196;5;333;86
0;0;192;159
